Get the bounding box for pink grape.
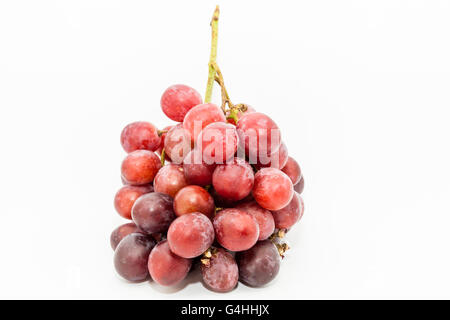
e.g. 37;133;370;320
114;233;156;282
168;213;215;258
173;185;215;219
121;150;161;185
201;248;238;293
252;168;293;210
213;208;259;252
163;124;192;164
131;192;176;234
148;240;192;286
236;112;281;160
271;192;304;229
212;158;254;201
160;84;202;122
294;176;304;194
237;240;280;287
182;150;215;186
197;122;239;164
281;156;302;185
153;164;188;198
183;103;226;143
114;184;153;220
120;121;161;153
236;201;275;240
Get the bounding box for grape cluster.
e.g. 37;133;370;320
111;84;305;292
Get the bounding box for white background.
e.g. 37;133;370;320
1;0;449;299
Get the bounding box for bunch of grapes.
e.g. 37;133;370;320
110;6;305;293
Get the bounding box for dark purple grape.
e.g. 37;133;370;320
113;233;156;282
236;240;280;287
201;248;238;293
131;192;176;234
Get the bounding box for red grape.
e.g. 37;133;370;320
226;105;255;125
131;192;176;234
182;150;215;186
212;158;254;201
213;208;259;252
255;141;288;169
252;168;293;210
156;125;175;155
236;112;281;160
236;201;275;240
160;84;203;122
281;156;301;185
121;150;161;185
114;185;153;219
153;164;188;198
237;240;280;287
110;222;144;250
120;121;161;153
197;122;239;164
173;185;215;219
168;213;215;258
271;192;304;229
294;176;304;194
201;248;238;293
183;103;226;143
163;124;192;164
148;240;192;286
114;233;156;282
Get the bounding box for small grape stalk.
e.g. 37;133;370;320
111;5;306;293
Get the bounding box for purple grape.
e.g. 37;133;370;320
131;192;176;234
114;233;156;282
236;240;280;287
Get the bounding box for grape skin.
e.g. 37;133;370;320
131;192;176;234
212;157;254;201
252;168;294;211
153;164;188;198
271;192;304;229
294;176;304;194
183;103;226;144
110;223;145;250
255;142;288;169
182;150;216;186
236;201;275;240
148;240;192;286
201;248;238;293
114;185;153;219
237;240;280;287
281;156;302;185
120;121;161;153
167;212;215;258
173;185;215;219
213;208;259;252
197;122;239;164
236;112;282;159
114;233;156;282
160;84;203;122
121;150;161;185
163;124;192;164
